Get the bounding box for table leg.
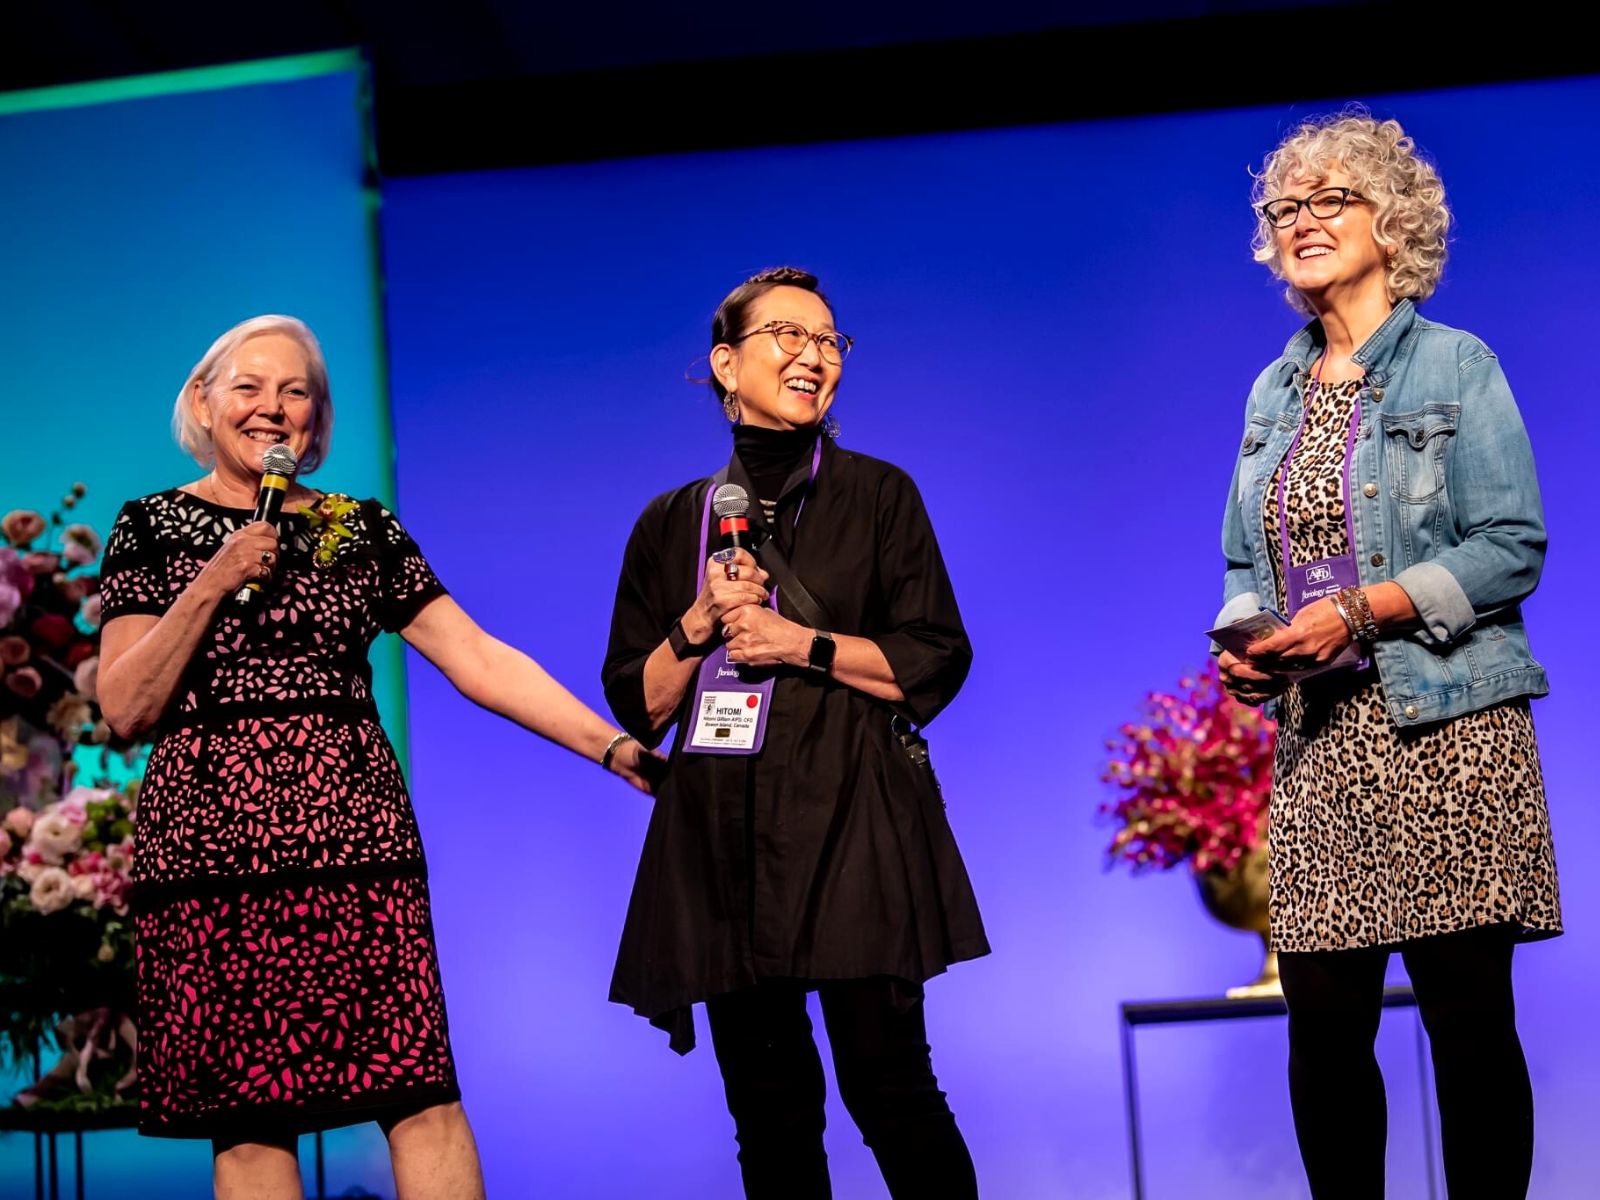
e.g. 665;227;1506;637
33;1130;43;1200
315;1130;325;1200
1121;1018;1146;1200
75;1132;84;1200
47;1131;58;1200
1413;1007;1439;1200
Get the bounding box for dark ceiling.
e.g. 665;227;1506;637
4;1;1593;173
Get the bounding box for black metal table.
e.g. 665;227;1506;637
1119;985;1439;1200
0;1103;137;1200
0;1104;333;1199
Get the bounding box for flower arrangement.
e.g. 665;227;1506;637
1099;662;1276;876
299;492;359;567
1;487;147;1109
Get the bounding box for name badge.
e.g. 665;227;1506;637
687;648;774;755
1277;379;1369;673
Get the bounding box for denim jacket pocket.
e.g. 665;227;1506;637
1381;405;1458;502
1240;415;1276;456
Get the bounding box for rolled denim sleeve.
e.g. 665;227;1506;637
1215;402;1264;649
1393;351;1546;646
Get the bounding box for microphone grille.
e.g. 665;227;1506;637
261;445;299;478
711;483;749;519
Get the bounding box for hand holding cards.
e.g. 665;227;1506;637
1207;608;1364;681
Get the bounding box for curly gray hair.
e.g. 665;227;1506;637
1252;110;1450;315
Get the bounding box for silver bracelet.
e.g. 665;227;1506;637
1336;586;1380;644
1330;592;1361;640
600;731;633;770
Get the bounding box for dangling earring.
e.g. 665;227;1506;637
722;391;741;424
822;412;841;439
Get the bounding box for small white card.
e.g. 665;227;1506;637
687;688;766;751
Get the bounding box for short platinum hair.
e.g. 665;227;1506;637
172;315;334;473
1251;109;1451;315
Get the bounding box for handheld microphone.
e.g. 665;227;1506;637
235;444;298;605
712;484;752;552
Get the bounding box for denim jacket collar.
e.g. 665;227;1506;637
1275;298;1418;389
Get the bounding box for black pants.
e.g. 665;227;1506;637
1279;923;1533;1200
705;978;977;1200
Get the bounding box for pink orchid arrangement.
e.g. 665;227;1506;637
1099;663;1277;875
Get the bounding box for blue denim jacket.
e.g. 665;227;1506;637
1216;299;1548;727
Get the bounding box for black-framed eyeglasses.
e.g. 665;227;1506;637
731;321;853;365
1258;186;1367;229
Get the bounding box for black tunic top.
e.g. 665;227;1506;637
602;434;990;1052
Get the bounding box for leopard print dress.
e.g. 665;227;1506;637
1265;379;1562;952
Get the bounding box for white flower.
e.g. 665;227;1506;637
27;811;83;865
29;866;75;914
17;859;45;883
71;873;98;901
80;595;102;631
73;656;99;700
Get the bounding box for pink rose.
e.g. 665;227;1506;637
21;552;58;575
0;828;11;858
73;656;99;701
5;666;42;698
0;548;32;625
79;595;102;631
71;873;98;901
62;525;102;566
4;807;35;837
0;636;29;666
59;787;111;821
1;511;46;547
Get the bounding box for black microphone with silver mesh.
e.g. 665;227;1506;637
713;483;752;553
235;444;299;605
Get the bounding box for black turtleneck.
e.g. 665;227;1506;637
732;424;819;530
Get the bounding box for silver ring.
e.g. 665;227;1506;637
726;564;740;581
259;550;273;565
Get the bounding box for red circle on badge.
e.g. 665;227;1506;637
746;695;760;708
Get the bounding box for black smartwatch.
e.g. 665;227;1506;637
669;618;712;661
806;630;837;674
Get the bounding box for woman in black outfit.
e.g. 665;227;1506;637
603;266;989;1199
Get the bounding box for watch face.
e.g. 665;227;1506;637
809;633;836;670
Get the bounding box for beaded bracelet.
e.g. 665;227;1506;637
1336;586;1380;644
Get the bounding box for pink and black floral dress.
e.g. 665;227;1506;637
99;489;457;1138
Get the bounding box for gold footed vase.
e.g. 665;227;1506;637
1194;845;1280;998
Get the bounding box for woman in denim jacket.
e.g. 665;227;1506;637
1214;112;1560;1199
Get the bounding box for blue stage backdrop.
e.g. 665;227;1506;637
0;54;402;1196
381;78;1600;1198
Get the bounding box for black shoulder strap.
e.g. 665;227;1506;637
756;535;829;632
706;456;831;632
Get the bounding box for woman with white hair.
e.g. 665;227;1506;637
1212;112;1561;1197
96;315;658;1199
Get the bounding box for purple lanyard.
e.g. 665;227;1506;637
695;436;824;611
1276;363;1362;584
